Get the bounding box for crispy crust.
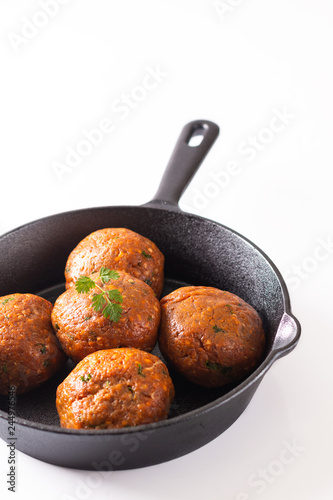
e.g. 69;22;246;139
0;293;67;395
56;348;175;429
65;228;164;297
158;286;266;388
52;270;161;363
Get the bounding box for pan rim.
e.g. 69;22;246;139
0;201;291;308
0;204;300;435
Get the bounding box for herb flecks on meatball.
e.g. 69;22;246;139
158;286;265;388
65;228;164;297
0;293;67;395
56;348;175;429
52;270;161;363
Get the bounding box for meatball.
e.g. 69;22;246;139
158;286;265;388
65;227;164;297
52;270;161;363
0;293;67;395
56;348;175;429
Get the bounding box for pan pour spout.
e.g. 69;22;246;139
271;312;301;355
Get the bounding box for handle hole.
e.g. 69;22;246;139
187;124;208;147
188;134;204;147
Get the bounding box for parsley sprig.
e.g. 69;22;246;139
75;267;123;322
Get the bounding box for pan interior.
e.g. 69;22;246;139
0;278;238;426
0;205;286;428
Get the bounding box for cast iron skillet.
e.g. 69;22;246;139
0;120;300;470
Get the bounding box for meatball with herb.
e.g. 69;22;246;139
158;286;265;388
64;227;164;297
0;293;67;395
56;347;175;429
52;268;161;363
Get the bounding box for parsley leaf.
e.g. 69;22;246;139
206;361;233;374
92;293;106;312
225;304;234;314
80;373;92;383
141;251;152;259
36;343;46;354
107;289;123;303
103;302;123;322
99;267;120;283
75;267;123;323
137;363;145;377
1;297;15;305
75;276;96;294
213;324;226;333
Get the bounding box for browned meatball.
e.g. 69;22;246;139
56;348;175;429
158;287;265;388
0;293;67;395
52;270;161;363
65;228;164;297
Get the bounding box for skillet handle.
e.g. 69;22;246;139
146;119;220;208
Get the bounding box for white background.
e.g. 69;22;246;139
0;1;332;499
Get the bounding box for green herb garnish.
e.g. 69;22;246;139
141;251;152;259
36;343;46;354
1;297;14;305
212;324;226;333
80;373;92;383
3;364;8;373
225;304;234;314
144;278;152;286
206;360;233;375
127;385;134;394
137;363;145;377
43;360;51;368
75;267;123;322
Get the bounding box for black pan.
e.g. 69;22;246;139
0;120;301;470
